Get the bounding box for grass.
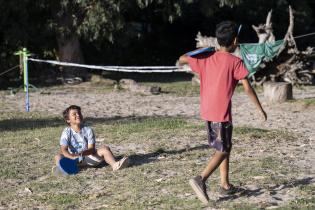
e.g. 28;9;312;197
40;81;116;94
31;75;201;97
287;98;315;107
142;81;263;96
141;81;200;96
0;111;313;209
301;98;315;106
35;193;89;206
9;77;267;98
279;197;315;210
92;117;202;146
234;126;296;141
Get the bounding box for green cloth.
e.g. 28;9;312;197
240;39;285;77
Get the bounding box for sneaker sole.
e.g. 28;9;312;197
114;157;129;171
189;179;209;205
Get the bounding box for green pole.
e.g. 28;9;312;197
23;48;28;92
14;48;31;112
23;48;30;111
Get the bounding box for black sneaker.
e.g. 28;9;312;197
189;176;209;204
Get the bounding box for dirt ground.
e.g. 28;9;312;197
1;82;314;209
2;84;315;144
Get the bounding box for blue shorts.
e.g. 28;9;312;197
206;121;233;153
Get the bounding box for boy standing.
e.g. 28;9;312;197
54;105;129;172
178;21;267;204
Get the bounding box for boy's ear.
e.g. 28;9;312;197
233;37;238;45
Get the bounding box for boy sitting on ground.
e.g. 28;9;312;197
54;105;129;172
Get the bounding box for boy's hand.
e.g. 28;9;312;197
260;110;267;122
78;155;84;163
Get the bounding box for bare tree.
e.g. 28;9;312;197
194;6;314;86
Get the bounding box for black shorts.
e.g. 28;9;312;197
206;121;233;153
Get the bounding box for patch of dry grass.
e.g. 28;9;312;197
0;112;313;209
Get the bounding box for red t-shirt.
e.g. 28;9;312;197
188;51;249;122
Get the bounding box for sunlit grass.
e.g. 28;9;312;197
234;126;296;141
287;98;315;107
301;98;315;106
0;111;313;209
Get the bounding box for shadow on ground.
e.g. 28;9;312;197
101;72;193;83
127;144;209;166
0;117;63;131
0;115;189;131
217;177;314;202
79;144;209;170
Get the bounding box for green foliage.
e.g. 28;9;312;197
46;0;125;42
0;0;314;86
218;0;242;7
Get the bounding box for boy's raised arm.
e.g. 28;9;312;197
179;47;215;66
241;78;267;121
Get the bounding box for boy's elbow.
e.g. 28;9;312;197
243;85;255;96
241;79;253;94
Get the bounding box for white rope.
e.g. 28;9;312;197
28;58;188;73
294;31;315;39
0;65;19;77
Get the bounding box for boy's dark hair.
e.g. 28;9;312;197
215;21;238;47
63;105;81;124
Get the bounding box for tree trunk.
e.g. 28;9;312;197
57;34;88;80
55;9;88;81
263;82;292;104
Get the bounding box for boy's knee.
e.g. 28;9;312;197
216;150;230;157
99;145;110;153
